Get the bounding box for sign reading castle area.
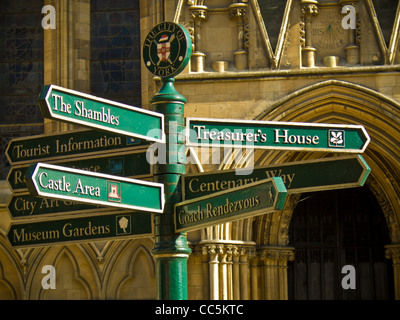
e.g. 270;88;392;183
25;163;165;213
186;117;370;153
38;85;165;143
175;177;287;233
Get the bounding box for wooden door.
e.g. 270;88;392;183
288;187;394;300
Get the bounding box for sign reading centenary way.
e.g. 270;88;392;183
26;163;165;213
186;117;370;153
182;155;371;200
142;22;192;78
175;177;287;233
38;85;165;143
7;211;153;248
6;129;148;165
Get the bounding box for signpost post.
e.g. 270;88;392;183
186;117;370;153
26;162;165;213
143;21;192;300
175;177;287;233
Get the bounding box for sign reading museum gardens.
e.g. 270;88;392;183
7;211;152;248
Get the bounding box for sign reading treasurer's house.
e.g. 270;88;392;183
38;85;165;143
175;177;287;233
26;163;165;213
186;117;370;153
7;211;152;248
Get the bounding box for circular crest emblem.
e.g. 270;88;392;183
143;22;192;78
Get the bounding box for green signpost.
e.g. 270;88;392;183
6;129;148;165
186;117;370;153
182;155;371;200
7;149;151;193
7;211;152;248
175;177;287;233
38;85;165;142
26;162;165;213
143;21;193;300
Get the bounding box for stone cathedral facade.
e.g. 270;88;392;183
0;0;399;300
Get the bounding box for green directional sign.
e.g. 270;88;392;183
26;163;164;213
6;128;148;165
182;155;371;200
7;149;151;193
38;85;165;142
186;117;370;153
175;177;287;233
7;211;153;248
7;193;112;219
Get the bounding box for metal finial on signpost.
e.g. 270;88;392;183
143;22;192;300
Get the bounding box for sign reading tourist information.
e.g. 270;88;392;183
38;85;165;143
7;211;152;248
186;117;370;153
175;177;287;233
26;163;165;213
6;129;148;165
143;22;192;78
182;155;371;200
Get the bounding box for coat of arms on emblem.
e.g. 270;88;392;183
156;34;175;65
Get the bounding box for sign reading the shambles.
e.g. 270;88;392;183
186;117;370;153
7;211;152;248
26;163;165;213
175;178;287;233
38;85;165;143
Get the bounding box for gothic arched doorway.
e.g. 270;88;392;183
288;186;394;300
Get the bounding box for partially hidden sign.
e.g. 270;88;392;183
26;163;165;213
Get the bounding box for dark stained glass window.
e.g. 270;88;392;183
90;0;141;107
0;0;44;179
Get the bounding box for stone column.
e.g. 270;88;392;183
203;244;222;300
385;244;400;300
300;0;319;67
43;0;90;133
189;1;208;72
229;1;249;70
232;246;241;299
250;253;259;300
258;246;295;300
340;0;360;65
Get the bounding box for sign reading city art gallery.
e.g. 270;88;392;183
6;129;148;165
182;155;371;200
175;178;287;233
186;117;370;153
7;211;152;248
26;163;165;213
38;85;165;142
